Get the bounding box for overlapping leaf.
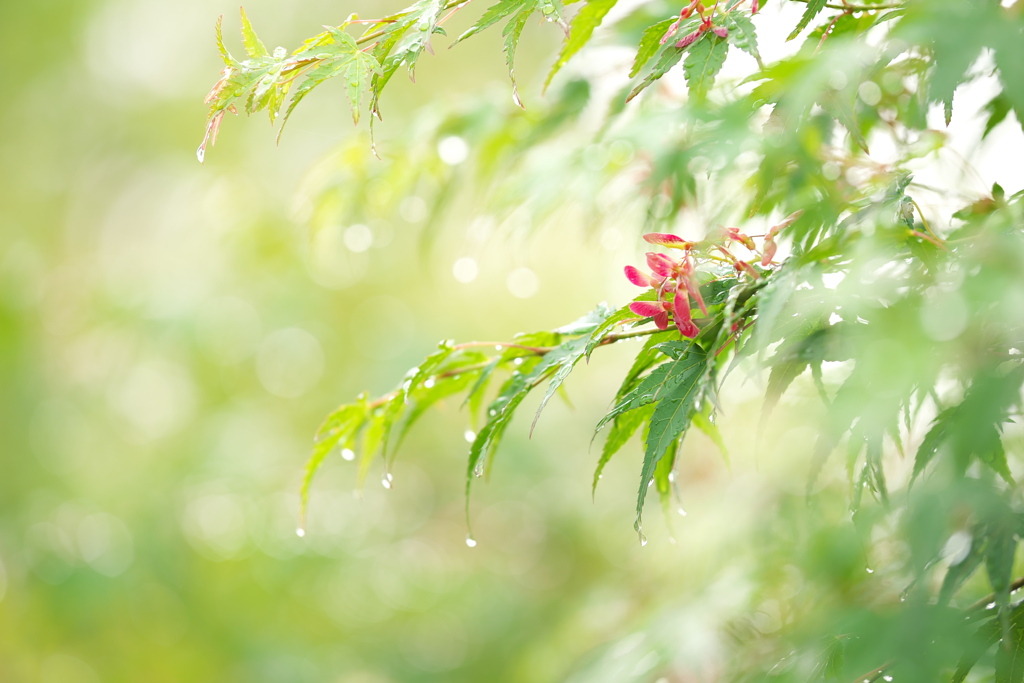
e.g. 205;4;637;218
635;345;707;530
545;0;618;89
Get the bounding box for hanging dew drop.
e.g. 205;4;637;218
677;507;687;517
424;378;436;389
465;535;477;547
639;532;648;547
513;358;523;366
382;472;394;489
196;146;206;163
473;461;485;477
865;567;874;574
340;448;356;461
296;527;306;537
464;430;476;443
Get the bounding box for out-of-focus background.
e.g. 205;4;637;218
6;1;1024;681
0;2;748;681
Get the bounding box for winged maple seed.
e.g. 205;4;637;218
662;0;729;49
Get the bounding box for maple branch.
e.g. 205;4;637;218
967;575;1024;614
791;0;905;11
849;662;891;683
354;0;472;46
452;341;550;354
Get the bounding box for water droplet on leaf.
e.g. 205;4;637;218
424;378;436;389
296;527;306;537
382;472;393;489
196;146;206;163
464;430;476;443
639;532;648;547
340;448;356;461
465;535;477;547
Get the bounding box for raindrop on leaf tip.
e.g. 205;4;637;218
465;535;477;548
296;527;306;538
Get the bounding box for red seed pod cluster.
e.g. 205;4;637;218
623;216;798;337
624;233;708;338
661;0;730;50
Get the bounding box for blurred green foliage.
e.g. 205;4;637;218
6;0;1024;682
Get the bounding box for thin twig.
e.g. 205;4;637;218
452;341;551;354
909;198;943;244
367;324;668;409
354;0;472;46
849;662;892;683
791;0;904;10
597;327;664;345
967;576;1024;614
816;11;847;53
